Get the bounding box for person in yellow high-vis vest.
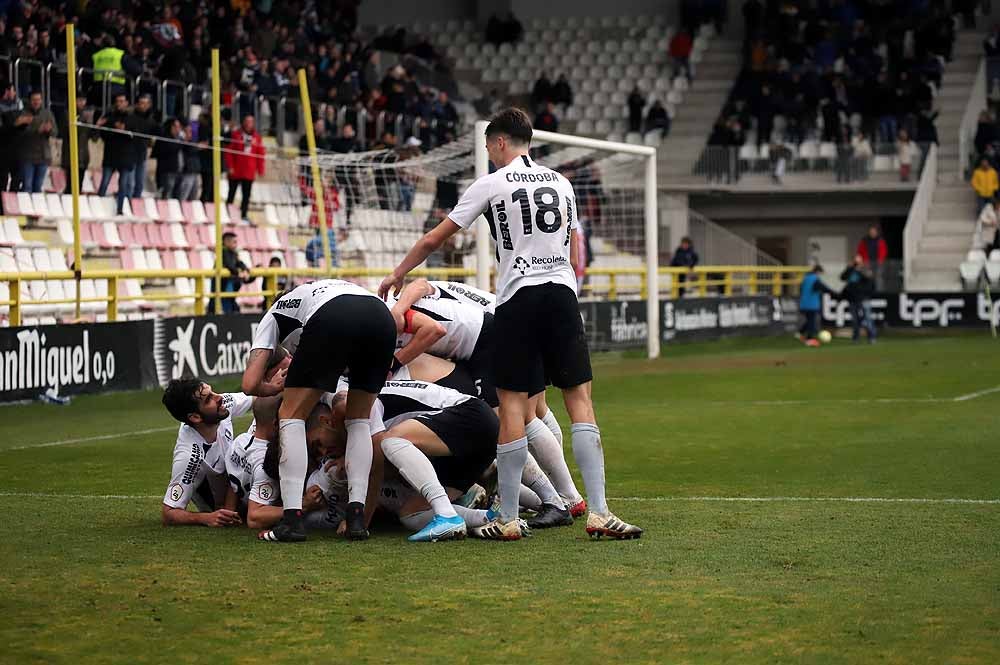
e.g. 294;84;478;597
92;37;126;95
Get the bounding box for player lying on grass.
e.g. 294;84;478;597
394;353;582;528
160;377;265;527
242;279;398;543
390;279;586;525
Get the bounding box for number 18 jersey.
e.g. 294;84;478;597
448;154;578;305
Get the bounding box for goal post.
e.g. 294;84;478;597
473;121;659;359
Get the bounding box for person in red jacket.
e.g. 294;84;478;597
669;29;693;82
225;114;266;221
856;225;888;291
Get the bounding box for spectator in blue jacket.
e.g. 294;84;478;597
670;236;699;296
798;265;834;345
305;226;339;267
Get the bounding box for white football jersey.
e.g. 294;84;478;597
427;280;497;313
251;279;378;352
370;380;472;431
314;457;414;516
448;155;578;305
163;392;254;509
397;295;486;360
225;431;269;504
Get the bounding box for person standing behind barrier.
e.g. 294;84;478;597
91;35;127;100
670;237;699;296
856;225;888;291
0;83;24;192
128;94;158;198
61;95;92;194
17;90;57;194
96;93;135;215
152;118;184;198
224;114;265;222
178;120;202;201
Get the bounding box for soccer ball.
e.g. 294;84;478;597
818;330;832;344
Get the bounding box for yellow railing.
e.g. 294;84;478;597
582;266;812;300
0;265;811;327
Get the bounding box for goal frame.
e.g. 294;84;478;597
472;121;660;358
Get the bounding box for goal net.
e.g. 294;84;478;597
302;124;659;357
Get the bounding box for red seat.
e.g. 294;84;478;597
277;229;290;247
49;168;67;194
228;203;241;221
120;249;135;270
199;225;215;247
131;223;150;247
117;223;136;247
90;222;111;248
80;221;95;245
187;249;203;270
161;249;176;269
184;225;202;249
130;198;150;221
148;224;168;249
2;191;19;214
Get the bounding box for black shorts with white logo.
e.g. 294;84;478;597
416;398;498;491
492;283;592;395
285;294;396;394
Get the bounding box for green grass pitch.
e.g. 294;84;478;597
1;334;998;664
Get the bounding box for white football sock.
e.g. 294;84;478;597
519;484;542;511
526;417;582;504
571;423;608;515
278;419;307;511
522;451;566;508
380;437;457;518
399;505;487;530
541;408;563;446
344;419;373;505
496;437;528;522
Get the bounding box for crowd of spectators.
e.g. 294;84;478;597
706;0;959;180
0;0;465;201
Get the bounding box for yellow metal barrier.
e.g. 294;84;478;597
0;266;811;327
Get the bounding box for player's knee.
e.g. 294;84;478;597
380;436;410;459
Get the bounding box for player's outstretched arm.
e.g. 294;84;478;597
246;500;283;530
242;348;285;396
162;504;242;527
379;219;462;300
394;311;446;367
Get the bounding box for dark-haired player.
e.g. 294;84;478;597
380;108;641;540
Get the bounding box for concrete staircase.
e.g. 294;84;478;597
657;38;742;185
907;27;987;292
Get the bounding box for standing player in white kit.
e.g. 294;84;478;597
380;108;642;540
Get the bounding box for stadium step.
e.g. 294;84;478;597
919;235;975;252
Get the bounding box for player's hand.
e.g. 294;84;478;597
260;368;287;396
378;271;404;301
302;485;326;512
204;509;242;527
336;519;347;537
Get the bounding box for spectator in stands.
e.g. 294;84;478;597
305;226;339;267
217;231;251;314
330;123;360;153
645;100;670;139
856;225;888;292
670;237;698;296
224;113;265;221
916;109;939;146
840;255;877;343
770;142;791;185
534;102;559;134
552;74;573;109
798;265;832;346
835;127;853;184
59;95;93;194
531;72;553;110
976;198;999;251
971;157;999;212
129;94;158;199
152;118;184;198
669;28;693;82
97;93;135;215
742;0;764;39
178;121;202;201
628;85;645;134
196;109;215;203
755;84;775;147
975;110;997;157
896;129;919;182
985;25;1000;56
0;83;22;192
851;131;873;181
432;91;458;143
16;90;56;194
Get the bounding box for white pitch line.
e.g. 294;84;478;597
3;426;176;452
952;385;1000;402
0;492;996;505
610;496;1000;505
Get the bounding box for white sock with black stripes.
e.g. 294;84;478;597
381;437;457;518
344;419;373;505
526;417;582;504
278;419;307;512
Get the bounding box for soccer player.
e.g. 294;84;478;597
379;108;642;540
395;278;587;517
160;378;257;527
316;381;508;541
242;278;397;543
